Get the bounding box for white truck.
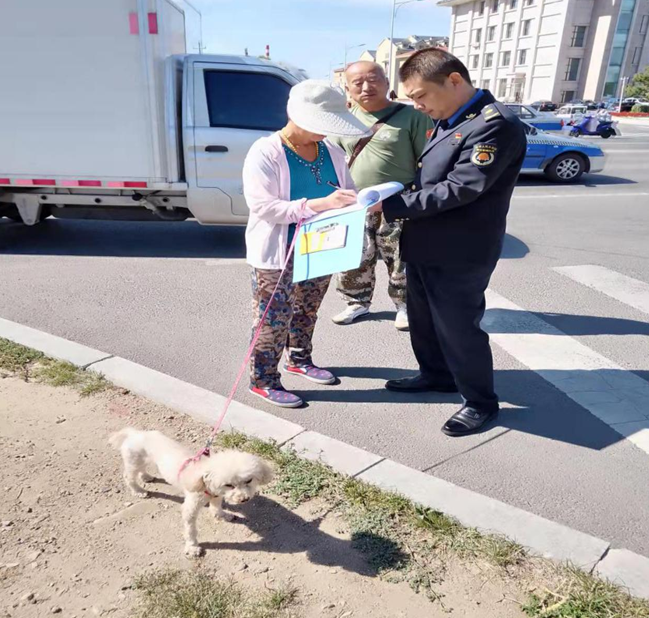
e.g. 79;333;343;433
0;0;302;225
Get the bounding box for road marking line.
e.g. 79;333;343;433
513;192;649;199
553;265;649;317
602;149;649;153
484;290;649;455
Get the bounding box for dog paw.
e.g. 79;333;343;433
131;489;149;498
184;544;203;558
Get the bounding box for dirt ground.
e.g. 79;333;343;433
0;376;528;618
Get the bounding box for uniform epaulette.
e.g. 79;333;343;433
481;105;501;121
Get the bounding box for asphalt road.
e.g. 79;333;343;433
2;125;649;556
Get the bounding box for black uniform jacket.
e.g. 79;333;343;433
383;90;526;266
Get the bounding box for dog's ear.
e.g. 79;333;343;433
256;460;274;486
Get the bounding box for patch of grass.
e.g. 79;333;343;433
522;566;649;617
0;337;111;397
133;569;298;618
0;338;43;379
215;433;649;617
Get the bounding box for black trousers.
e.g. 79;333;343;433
406;261;498;412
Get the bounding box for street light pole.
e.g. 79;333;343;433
344;42;366;69
387;0;424;93
618;76;629;113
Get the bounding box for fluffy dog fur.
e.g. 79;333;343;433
109;428;273;556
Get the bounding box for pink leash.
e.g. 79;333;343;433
178;210;307;479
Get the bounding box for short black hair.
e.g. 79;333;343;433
399;48;472;85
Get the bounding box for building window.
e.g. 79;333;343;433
632;46;642;65
522;19;532;36
477;1;486;16
510;0;518;7
571;25;587;47
564;57;581;81
498;78;508;98
561;90;575;103
492;0;500;12
504;23;514;38
471;55;480;69
484;52;494;67
518;49;528;64
487;26;497;41
640;15;649;34
524;0;534;5
481;79;491;89
501;50;511;66
474;28;482;44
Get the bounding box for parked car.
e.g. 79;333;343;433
521;124;605;182
619;97;648;112
505;103;564;131
530;100;557;112
556;104;588;123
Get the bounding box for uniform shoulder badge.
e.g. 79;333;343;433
471;143;497;167
466;113;477;120
481;105;501;121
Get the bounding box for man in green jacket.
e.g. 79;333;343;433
330;61;432;330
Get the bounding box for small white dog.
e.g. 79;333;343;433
109;427;273;557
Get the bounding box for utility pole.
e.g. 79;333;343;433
618;76;629;113
194;41;206;54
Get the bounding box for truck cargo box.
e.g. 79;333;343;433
0;0;200;187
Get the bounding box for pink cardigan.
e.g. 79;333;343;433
242;132;356;269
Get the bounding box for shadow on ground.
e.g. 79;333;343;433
0;219;246;259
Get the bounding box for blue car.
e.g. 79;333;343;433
521;124;606;182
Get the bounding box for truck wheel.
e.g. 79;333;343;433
545;153;586;183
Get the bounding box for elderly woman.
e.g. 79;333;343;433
242;80;370;408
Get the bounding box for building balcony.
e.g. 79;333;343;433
438;0;474;6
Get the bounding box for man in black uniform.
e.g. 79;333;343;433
377;48;526;437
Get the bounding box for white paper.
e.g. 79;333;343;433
306;181;404;224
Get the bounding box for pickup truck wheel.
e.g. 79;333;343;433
545;153;586;183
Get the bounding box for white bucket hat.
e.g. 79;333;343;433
287;80;372;138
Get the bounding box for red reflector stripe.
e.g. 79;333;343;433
33;179;56;186
15;179;33;186
148;12;158;34
129;12;139;34
78;180;102;187
0;178;10;185
124;181;148;188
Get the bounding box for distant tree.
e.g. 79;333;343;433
625;67;649;99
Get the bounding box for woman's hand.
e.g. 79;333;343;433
307;189;357;213
368;200;383;213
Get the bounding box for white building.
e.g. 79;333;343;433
438;0;649;103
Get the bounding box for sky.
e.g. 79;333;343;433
188;0;452;80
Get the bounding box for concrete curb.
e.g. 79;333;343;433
1;320;648;600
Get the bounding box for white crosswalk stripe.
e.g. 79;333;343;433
484;289;649;456
553;265;649;317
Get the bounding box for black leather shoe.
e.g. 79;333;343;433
385;374;458;393
441;405;498;437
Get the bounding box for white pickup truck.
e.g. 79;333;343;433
0;0;302;225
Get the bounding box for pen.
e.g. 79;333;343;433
326;181;340;189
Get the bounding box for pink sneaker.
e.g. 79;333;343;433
249;386;303;408
284;364;336;385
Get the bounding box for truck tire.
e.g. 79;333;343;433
545;153;586;183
